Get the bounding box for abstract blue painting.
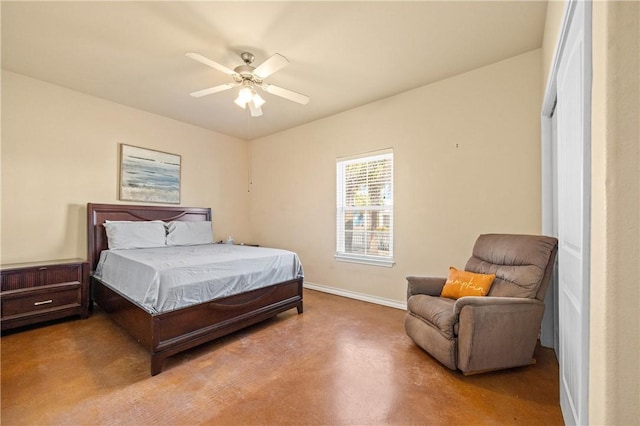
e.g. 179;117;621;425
120;144;181;204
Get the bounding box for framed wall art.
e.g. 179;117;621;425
119;144;181;204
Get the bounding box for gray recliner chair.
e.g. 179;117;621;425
404;234;558;375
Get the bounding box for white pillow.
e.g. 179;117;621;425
166;221;214;246
104;220;166;250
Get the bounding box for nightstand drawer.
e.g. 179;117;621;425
1;264;82;291
43;265;83;286
0;269;42;291
1;283;81;318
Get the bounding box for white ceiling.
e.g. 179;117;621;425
1;1;547;140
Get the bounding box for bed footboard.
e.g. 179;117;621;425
92;277;303;375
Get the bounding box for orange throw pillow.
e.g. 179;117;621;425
440;267;496;299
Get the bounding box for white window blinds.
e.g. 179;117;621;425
336;150;394;266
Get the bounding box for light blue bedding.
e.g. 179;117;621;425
94;244;304;314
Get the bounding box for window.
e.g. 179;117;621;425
336;150;394;267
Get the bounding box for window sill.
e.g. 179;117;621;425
334;254;395;268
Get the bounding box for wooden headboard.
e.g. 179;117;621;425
87;203;211;272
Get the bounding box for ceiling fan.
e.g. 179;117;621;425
186;51;310;117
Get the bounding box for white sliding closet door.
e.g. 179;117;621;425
555;1;591;425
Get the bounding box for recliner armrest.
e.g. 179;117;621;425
406;276;446;299
453;296;546;374
453;296;543;315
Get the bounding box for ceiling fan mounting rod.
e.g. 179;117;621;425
240;51;255;65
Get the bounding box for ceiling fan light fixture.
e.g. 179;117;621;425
234;97;247;109
248;101;263;117
234;86;254;108
252;93;266;108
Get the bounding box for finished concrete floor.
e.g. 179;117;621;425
1;289;563;425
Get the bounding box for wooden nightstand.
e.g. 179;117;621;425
0;259;90;332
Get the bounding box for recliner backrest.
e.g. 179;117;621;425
464;234;558;300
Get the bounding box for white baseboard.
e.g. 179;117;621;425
303;281;407;311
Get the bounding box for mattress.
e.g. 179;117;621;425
93;244;304;314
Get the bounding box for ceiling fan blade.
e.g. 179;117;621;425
248;102;263;117
253;53;289;79
189;84;234;98
264;84;310;105
185;52;237;76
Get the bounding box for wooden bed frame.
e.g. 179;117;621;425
87;203;303;375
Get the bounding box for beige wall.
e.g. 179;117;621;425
590;1;640;424
542;0;566;92
1;71;251;264
249;49;542;303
